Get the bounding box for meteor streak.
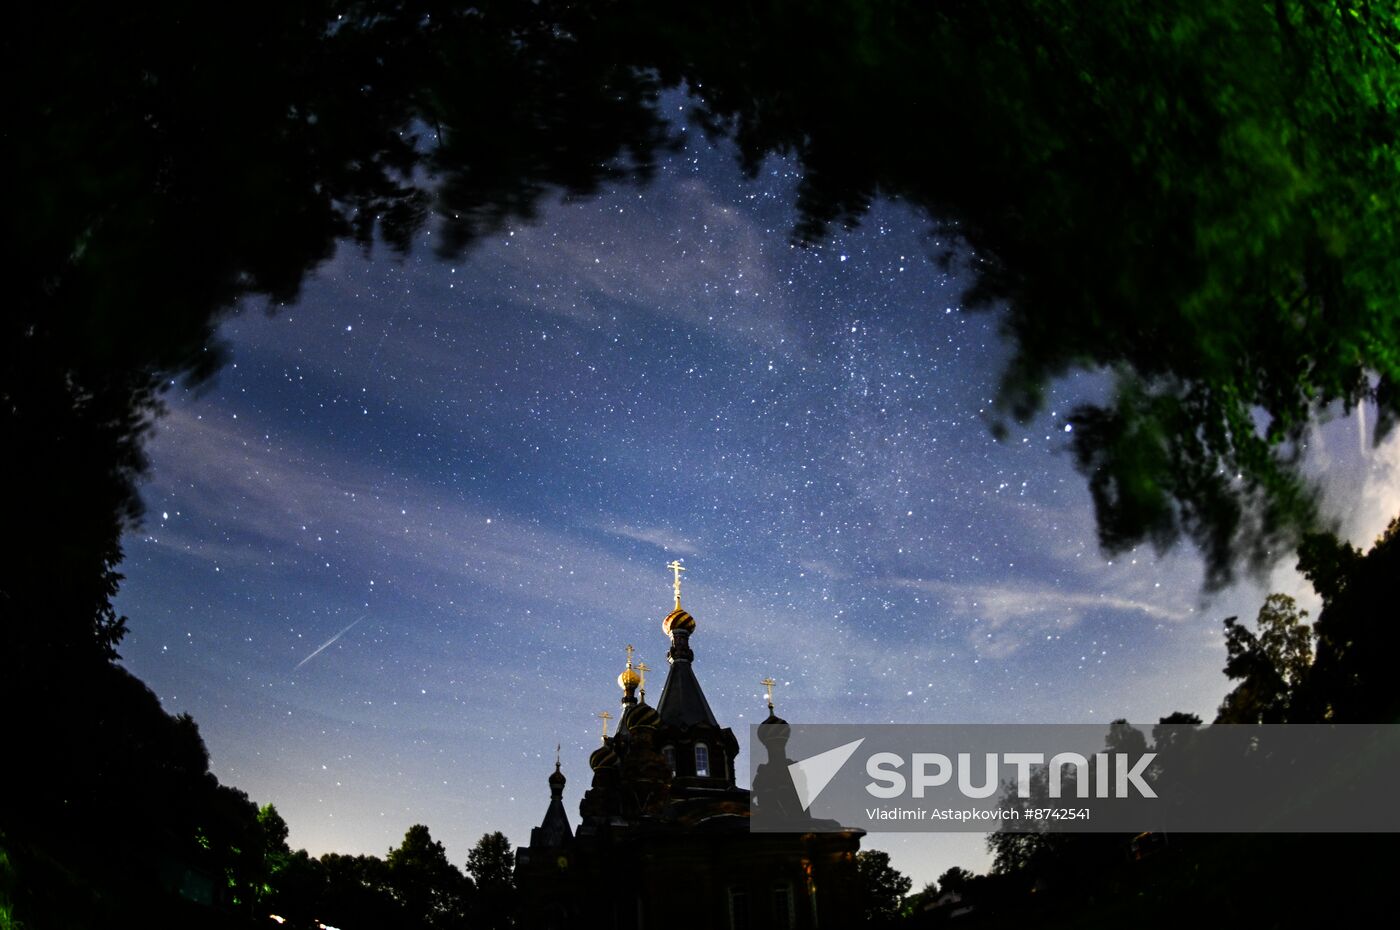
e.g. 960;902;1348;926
294;616;365;670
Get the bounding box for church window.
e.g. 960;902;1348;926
662;745;675;773
771;882;795;928
727;887;750;930
695;743;711;777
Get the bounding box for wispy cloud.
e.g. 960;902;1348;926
138;408;675;623
679;591;979;714
598;522;702;556
889;577;1192;659
486;175;797;347
795;558;851;582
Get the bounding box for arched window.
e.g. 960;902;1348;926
695;742;711;777
662;745;676;773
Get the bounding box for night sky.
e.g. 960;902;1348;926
113;107;1400;886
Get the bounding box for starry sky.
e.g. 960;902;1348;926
113;104;1400;887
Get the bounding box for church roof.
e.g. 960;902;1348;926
529;761;573;849
656;659;720;729
530;795;573;848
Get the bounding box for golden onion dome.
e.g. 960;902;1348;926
617;665;642;691
662;607;695;635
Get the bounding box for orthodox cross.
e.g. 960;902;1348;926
597;710;613;741
667;559;686;608
637;661;651;695
761;677;777;712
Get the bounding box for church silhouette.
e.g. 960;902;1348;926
515;564;865;929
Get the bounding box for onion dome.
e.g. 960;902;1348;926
589;742;618;772
549;759;567;791
662;608;695;635
663;609;697;666
758;710;791;747
626;701;661;731
617;644;641;706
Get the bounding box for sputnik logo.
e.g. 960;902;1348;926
788;738;865;811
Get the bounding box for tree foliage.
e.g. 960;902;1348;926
256;828;512;930
1216;593;1313;723
317;852;410;929
1;663;292;927
465;831;515;930
853;848;912;927
1212;517;1400;723
936;866;973;897
1294;516;1400;721
387;824;472;930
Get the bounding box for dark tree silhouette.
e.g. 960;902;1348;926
1215;594;1313;723
387;824;473;930
1294;516;1400;721
1;663;286;927
318;852;411;930
935;866;973;897
853;848;912;927
900;879;940;920
465;831;515;930
1206;516;1400;724
264;848;328;929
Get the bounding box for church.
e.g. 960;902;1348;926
515;563;865;929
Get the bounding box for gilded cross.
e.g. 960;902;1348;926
667;560;687;608
597;710;614;741
637;661;651;691
761;677;777;711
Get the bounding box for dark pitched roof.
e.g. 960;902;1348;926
530;795;573;849
656;660;720;729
